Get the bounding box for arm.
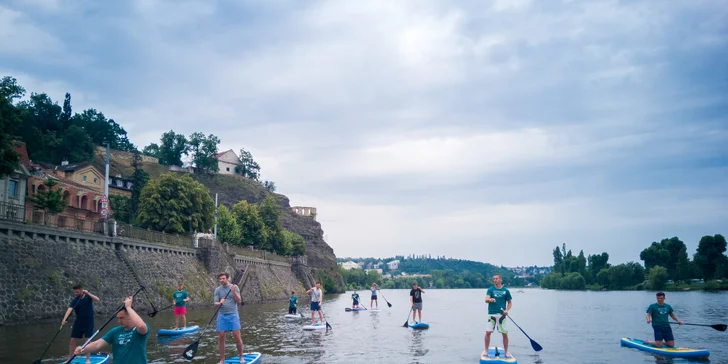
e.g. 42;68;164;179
123;296;148;335
83;290;100;303
61;307;74;325
646;311;652;324
75;337;110;355
669;312;684;324
504;300;512;315
419;288;425;294
232;284;242;303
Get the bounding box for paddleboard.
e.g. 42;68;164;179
620;337;710;358
409;322;429;330
345;307;367;311
60;353;110;364
303;323;328;330
223;352;262;364
285;314;303;319
370;309;381;312
157;325;200;336
480;347;517;363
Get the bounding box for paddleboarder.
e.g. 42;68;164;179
644;291;684;348
73;296;150;363
173;283;190;330
306;281;325;325
484;274;513;358
288;291;298;315
352;289;360;308
214;272;244;364
370;282;379;309
62;284;100;364
409;282;425;323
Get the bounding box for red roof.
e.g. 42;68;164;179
215;149;234;159
11;140;32;170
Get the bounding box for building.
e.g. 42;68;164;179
41;160;106;194
214;149;241;175
387;260;400;271
0;141;32;222
108;174;134;197
292;206;317;221
340;261;361;270
365;268;383;275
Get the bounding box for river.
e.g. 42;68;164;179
1;288;726;363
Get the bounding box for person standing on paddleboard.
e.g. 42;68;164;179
485;274;513;359
173;283;190;330
74;296;150;363
370;282;379;309
214;272;244;364
644;291;684;348
352;289;360;308
288;291;299;315
62;284;100;364
409;282;425;323
306;281;325;325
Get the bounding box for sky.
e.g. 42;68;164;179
1;0;727;267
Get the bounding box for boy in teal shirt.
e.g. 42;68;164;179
351;290;360;308
173;283;190;329
484;274;513;358
74;296;150;364
288;291;299;314
644;291;684;348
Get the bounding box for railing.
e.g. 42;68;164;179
224;243;293;264
28;210;104;233
116;223;193;248
0;201;25;223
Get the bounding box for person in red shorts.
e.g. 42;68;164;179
173;283;190;329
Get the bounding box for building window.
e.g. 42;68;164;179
93;178;98;184
126;182;133;189
226;167;230;172
82;176;87;182
116;180;123;187
8;180;18;198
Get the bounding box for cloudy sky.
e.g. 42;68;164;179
2;0;727;267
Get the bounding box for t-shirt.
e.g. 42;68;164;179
486;286;512;315
371;286;377;295
310;288;322;302
173;290;189;307
352;293;360;302
101;323;150;364
647;303;673;327
410;288;423;303
289;296;298;308
214;284;240;315
69;295;94;325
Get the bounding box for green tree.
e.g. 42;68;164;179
231;200;267;249
16;92;64;163
157;130;189;166
71;109;134;151
142;143;161;159
640;237;687;281
675;245;692;282
258;195;288;255
188;132;220;174
109;194;131;223
129;150;149;221
217;205;242;245
647;266;668;290
263;180;276;192
28;178;66;222
553;245;564;275
0;77;24;178
236;148;260;181
587;252;610;280
58;125;94;162
60;92;72;128
693;234;727;281
136;173;215;233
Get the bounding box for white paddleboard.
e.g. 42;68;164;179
302;323;328;330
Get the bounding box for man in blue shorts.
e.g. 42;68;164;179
370;282;379;309
485;274;512;359
644;291;684;348
214;272;243;364
62;284;100;364
306;281;324;325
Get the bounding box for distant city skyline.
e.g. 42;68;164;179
2;0;726;266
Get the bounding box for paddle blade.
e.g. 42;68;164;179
148;310;158;318
182;341;199;360
387;302;392;307
530;339;543;351
403;321;409;328
713;324;727;332
326;322;333;331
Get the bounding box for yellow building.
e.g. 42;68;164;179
50;161;106;194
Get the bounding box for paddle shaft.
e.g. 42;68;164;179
34;296;85;364
403;306;413;327
377;288;392;307
670;322;727;331
498;307;543;352
64;287;144;364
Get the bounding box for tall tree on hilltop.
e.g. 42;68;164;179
236;148;260;181
61;92;72;128
58;125;94;162
158;130;189;167
0;76;24;177
71;109;134;151
188;132;220;174
693;234;727;281
263;180;276;192
142;143;161;159
16;92;64;162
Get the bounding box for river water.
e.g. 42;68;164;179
1;288;726;363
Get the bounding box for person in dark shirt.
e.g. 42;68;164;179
644;291;684;348
409;282;425;323
61;284;100;364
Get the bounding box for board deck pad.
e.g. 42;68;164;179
60;353;110;364
480;347;517;363
223;352;262;364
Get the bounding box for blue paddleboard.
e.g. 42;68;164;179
157;325;200;336
480;347;517;363
60;353;110;364
345;307;367;311
223;352;262;363
409;322;429;330
620;337;710;358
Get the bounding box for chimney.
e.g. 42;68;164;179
61;159;69;166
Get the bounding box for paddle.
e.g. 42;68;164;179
378;289;393;308
403;306;413;328
500;307;542;352
669;322;727;331
63;287;145;364
32;295;84;364
182;269;244;361
159;303;176;312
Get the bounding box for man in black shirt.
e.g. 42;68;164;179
409;282;425;323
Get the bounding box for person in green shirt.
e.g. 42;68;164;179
173;283;190;329
351;290;360;308
484;274;513;359
74;296;150;364
288;291;299;314
644;291;684;348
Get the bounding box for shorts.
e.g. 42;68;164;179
412;302;423;310
487;314;508;334
653;325;674;342
71;322;94;339
310;301;320;311
353;300;359;306
288;306;297;314
216;312;241;332
371;295;377;300
174;306;187;315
